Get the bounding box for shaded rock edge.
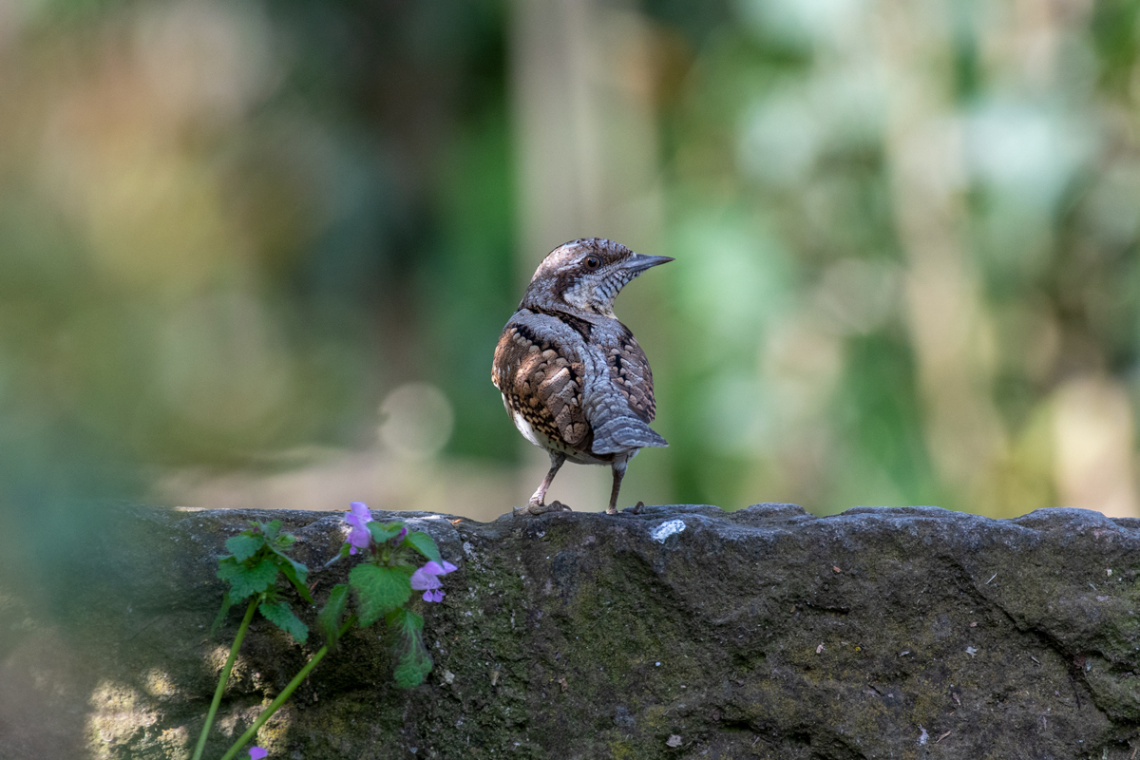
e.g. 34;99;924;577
3;503;1140;760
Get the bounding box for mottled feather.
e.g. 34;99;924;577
492;320;591;450
602;322;656;424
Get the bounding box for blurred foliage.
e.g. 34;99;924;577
1;0;1139;537
654;0;1140;518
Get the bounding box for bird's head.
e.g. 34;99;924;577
520;238;673;317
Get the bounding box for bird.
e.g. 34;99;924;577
492;237;672;515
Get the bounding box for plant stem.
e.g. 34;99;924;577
192;597;259;760
217;617;356;760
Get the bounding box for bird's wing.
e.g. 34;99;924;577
582;321;668;455
492;314;591;448
600;322;657;423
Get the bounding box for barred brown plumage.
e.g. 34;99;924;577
492;238;671;515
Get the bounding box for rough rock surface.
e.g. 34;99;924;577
3;503;1140;760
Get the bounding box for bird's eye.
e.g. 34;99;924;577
585;256;600;269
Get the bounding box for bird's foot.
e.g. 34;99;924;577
608;500;645;516
516;500;572;516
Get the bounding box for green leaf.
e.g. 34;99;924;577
273;554;313;604
225;533;264;562
349;564;412;627
394;650;432;689
388;608;431;688
217;556;278;600
318;584;350;648
259;520;283;541
368;521;405;544
259;600;308;644
387;606;424;636
403;531;441;564
274;533;297;549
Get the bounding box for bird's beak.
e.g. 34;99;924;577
624;253;674;273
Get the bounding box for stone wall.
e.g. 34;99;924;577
3;504;1139;759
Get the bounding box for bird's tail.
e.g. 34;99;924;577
588;402;668;455
583;384;669;455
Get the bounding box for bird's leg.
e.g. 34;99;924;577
606;457;629;515
518;452;570;515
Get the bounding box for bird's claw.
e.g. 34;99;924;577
516;500;573;516
607;500;645;516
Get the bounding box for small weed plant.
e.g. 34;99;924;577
191;502;456;760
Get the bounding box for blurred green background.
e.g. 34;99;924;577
2;0;1140;527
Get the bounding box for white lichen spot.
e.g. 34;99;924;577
651;519;686;543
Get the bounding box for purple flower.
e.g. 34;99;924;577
410;560;458;603
249;748;268;760
345;501;373;555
